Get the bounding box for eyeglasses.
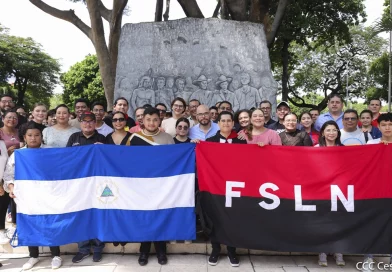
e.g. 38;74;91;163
219;107;231;111
344;117;357;121
112;118;125;122
210;112;218;116
93;109;105;113
177;125;189;130
1;100;13;104
81;120;95;124
197;113;209;117
324;129;338;133
173;104;184;109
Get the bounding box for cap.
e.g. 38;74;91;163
80;112;96;121
277;101;290;108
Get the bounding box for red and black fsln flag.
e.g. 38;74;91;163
196;142;392;254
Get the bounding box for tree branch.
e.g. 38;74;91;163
98;0;112;22
225;0;248;21
177;0;204;18
29;0;92;40
163;0;171;21
212;1;221;18
155;0;164;22
267;0;290;48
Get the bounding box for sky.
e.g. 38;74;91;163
0;0;386;93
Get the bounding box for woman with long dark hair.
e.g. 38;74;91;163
299;111;319;146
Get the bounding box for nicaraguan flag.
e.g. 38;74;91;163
14;144;196;246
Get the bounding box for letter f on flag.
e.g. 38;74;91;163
225;181;245;207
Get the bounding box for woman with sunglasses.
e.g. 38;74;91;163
315;120;345;267
162;97;194;137
106;111;132;145
173;117;191;144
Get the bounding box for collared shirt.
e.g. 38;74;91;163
189;122;219;141
314;112;344;131
234;86;261;109
66;131;106;147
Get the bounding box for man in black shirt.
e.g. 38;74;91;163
206;111;245;267
66;112;105;263
66;112;106;147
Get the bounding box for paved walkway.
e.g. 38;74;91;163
0;254;388;272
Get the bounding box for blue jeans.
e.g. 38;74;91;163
78;239;105;254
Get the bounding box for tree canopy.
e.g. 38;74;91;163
61;54;105;110
0;24;60;108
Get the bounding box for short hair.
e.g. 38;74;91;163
209;106;218;111
114;97;128;106
377;112;392;124
218;101;233;109
33;102;47;110
23;121;43;136
47;109;56;118
142;104;153;108
283;112;298;121
260;100;272;107
0;93;14;100
74;98;89;107
217;111;234;122
112;111;126;119
328;94;344;103
91;101;105;109
171;97;186;113
143;107;160;117
343;109;358;119
134;107;145;114
369;98;382;106
234;109;251;124
155;103;167;110
309;108;320;114
189;99;200;105
3;109;17;118
15;106;25;111
55;104;70;113
360;109;373;119
175;117;190;127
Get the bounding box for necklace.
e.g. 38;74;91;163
142;129;160;136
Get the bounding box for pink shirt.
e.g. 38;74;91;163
243;129;282;145
129;125;142;133
0;129;20;150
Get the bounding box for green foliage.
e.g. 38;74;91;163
286;26;387;110
0;27;60;107
61;54;106;110
367;52;389;101
49;93;64;109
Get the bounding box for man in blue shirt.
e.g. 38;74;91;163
189;105;219;141
314;94;344;131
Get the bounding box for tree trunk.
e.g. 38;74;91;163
86;0;115;110
155;0;164;22
281;39;290;102
177;0;204;18
225;0;249;21
267;0;290;48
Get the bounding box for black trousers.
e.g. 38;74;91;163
29;246;60;258
211;242;236;254
0;193;10;229
10;198;16;224
139;242;166;255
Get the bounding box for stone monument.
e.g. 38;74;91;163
115;18;278;118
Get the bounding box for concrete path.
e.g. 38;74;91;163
0;254;389;272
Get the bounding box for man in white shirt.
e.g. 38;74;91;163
340;109;371;145
92;102;113;136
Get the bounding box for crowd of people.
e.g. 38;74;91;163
0;93;390;271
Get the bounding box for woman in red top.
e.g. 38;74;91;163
299;111;319;145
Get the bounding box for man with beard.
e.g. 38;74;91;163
189;105;219;141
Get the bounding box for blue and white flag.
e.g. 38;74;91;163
14;144;196;246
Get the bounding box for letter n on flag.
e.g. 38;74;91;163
196;142;392;254
14;144;196;246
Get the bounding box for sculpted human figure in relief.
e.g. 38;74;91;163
210;75;239;111
234;72;261;109
131;76;156;111
189;75;212;105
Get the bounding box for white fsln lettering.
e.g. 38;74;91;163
331;185;354;212
294;185;316;211
259;183;280;210
225;181;245;207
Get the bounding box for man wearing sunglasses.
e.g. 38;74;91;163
340;109;371;145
